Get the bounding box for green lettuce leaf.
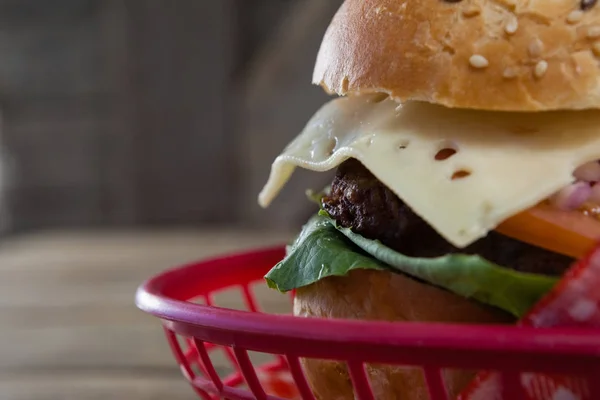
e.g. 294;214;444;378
265;214;386;292
265;212;560;318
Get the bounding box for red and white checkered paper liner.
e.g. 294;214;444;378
257;368;301;399
458;244;600;400
254;244;600;400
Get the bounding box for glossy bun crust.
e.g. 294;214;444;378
293;269;514;400
313;0;600;111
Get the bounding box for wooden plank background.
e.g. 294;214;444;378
0;0;343;235
0;228;294;399
0;1;344;399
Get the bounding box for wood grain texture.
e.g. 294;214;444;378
237;0;344;231
0;372;194;400
0;0;346;233
125;0;237;226
0;230;293;399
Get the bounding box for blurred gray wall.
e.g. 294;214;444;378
0;0;344;235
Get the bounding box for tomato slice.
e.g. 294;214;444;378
496;202;600;259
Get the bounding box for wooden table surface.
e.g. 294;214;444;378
0;229;293;400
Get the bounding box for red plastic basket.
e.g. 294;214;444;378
135;245;600;400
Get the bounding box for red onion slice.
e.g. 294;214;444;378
574;161;600;182
549;182;592;210
590;183;600;204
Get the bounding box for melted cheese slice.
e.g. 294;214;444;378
258;95;600;248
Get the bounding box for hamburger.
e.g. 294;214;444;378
257;0;600;398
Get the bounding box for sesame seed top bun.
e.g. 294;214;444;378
313;0;600;111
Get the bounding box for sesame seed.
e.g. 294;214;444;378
592;42;600;56
581;0;598;11
587;26;600;38
534;60;548;78
469;54;489;68
375;6;387;14
528;39;544;57
505;16;518;34
503;67;517;79
567;10;584;23
341;76;349;92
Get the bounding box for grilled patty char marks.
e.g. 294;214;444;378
322;159;573;276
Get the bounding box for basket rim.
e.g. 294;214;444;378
135;245;600;359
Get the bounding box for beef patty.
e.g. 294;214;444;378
321;159;573;276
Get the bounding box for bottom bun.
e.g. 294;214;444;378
293;268;515;400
